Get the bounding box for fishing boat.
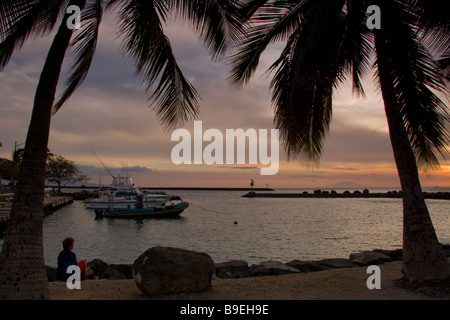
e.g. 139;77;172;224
84;175;169;209
95;201;189;218
85;152;170;209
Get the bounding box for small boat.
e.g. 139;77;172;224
95;201;189;218
84;175;169;209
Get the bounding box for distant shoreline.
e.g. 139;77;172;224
142;187;274;191
53;187;275;200
54;187;450;201
242;190;450;200
49;186;274;191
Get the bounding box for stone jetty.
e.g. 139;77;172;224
43;196;74;215
0;195;73;237
242;189;450;200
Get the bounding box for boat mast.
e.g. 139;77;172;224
91;150;115;178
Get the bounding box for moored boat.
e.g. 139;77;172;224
95;201;189;218
84;175;169;209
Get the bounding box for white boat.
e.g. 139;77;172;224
84;175;169;209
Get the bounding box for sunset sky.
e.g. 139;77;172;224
1;12;449;189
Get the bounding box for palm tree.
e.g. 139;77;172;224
0;0;88;299
0;0;243;299
230;0;450;284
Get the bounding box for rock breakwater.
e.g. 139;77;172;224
242;190;450;199
46;244;450;282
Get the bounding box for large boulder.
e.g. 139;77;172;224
133;246;215;297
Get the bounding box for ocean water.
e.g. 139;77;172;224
38;188;450;266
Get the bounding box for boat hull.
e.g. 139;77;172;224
102;202;189;218
85;198;166;209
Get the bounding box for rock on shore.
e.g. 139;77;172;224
133;246;215;296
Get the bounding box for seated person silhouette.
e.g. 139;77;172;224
56;237;86;281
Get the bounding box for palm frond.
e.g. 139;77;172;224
268;0;349;161
0;0;30;37
228;0;307;89
269;31;333;162
118;0;199;130
0;0;69;70
404;0;450;74
169;0;245;60
374;0;450;168
438;52;450;81
238;0;272;21
53;0;105;113
104;0;123;10
339;0;374;98
0;0;68;38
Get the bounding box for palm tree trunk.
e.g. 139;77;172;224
0;1;85;299
374;31;450;284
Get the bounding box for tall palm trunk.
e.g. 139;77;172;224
375;31;450;284
0;1;85;299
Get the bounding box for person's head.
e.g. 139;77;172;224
62;237;75;250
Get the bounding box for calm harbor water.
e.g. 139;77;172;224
35;188;450;267
1;188;449;266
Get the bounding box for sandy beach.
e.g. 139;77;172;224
48;260;449;300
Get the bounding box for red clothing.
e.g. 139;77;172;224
78;259;86;279
56;249;86;281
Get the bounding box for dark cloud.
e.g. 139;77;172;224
121;166;153;173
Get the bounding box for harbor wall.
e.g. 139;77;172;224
0;195;73;238
242;190;450;200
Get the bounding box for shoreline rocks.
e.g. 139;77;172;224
250;260;300;277
349;251;392;266
215;260;251;279
46;244;450;283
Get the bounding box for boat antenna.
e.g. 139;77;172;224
91;150;115;177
